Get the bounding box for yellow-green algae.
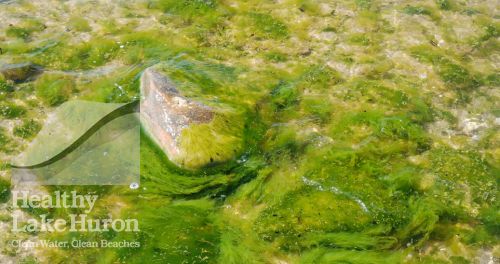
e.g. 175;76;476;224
177;111;246;169
34;73;76;106
0;0;498;263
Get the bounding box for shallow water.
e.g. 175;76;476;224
0;0;498;263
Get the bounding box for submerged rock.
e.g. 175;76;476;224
0;62;42;83
140;65;244;170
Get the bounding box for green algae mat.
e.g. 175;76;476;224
0;0;498;263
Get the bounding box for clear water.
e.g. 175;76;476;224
0;0;498;263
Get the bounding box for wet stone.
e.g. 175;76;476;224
0;62;43;83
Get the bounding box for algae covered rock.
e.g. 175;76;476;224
140;64;245;170
0;62;42;83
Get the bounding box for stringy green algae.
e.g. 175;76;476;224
177;111;245;169
0;0;498;263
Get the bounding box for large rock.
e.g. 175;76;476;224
0;62;42;83
140;64;244;170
